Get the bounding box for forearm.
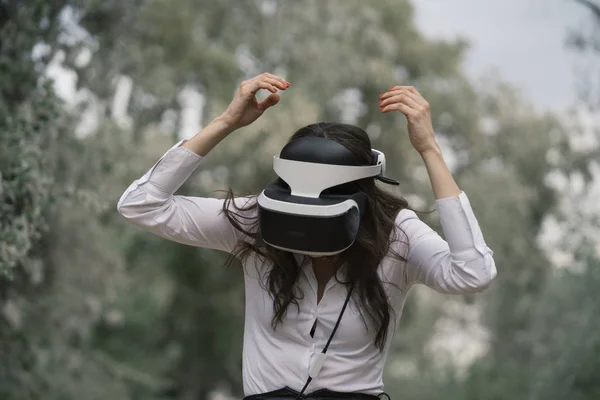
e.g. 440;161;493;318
419;144;461;200
182;115;237;156
117;137;243;253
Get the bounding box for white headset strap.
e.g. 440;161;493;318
273;156;382;198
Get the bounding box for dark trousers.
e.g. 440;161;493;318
243;386;390;400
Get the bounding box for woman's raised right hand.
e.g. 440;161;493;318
221;72;290;130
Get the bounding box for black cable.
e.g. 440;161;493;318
323;286;354;354
294;286;354;400
309;319;317;338
296;377;313;399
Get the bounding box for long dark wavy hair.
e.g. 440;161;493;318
222;122;411;349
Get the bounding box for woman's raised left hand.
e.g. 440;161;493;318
379;86;439;154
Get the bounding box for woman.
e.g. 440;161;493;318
117;73;497;399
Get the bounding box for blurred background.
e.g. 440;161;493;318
1;0;599;399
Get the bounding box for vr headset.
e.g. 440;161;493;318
257;136;399;256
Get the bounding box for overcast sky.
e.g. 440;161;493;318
414;0;593;112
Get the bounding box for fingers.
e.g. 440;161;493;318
379;85;430;116
263;77;289;90
380;102;417;116
264;73;290;88
242;79;278;94
388;85;418;94
257;93;281;111
380;86;423;103
240;72;290;96
379;93;420;110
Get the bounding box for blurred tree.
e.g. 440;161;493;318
0;1;148;398
0;0;67;283
1;5;72;396
528;239;600;400
569;0;600;110
514;2;600;398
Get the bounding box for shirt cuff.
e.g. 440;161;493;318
137;140;204;194
435;191;490;257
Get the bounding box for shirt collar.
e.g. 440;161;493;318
293;253;348;291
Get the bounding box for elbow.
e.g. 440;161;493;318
117;197;149;222
428;248;497;295
116;188;143;221
471;271;496;293
465;253;497;293
117;203;131;220
115;182;173;233
116;186;173;230
116;195;133;219
456;275;494;295
442;250;497;295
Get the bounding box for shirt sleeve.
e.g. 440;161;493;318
398;191;497;294
117;140;251;253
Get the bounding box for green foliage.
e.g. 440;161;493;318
0;0;69;278
0;84;60;279
1;2;141;397
529;242;600;400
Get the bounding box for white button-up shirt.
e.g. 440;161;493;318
117;142;497;396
